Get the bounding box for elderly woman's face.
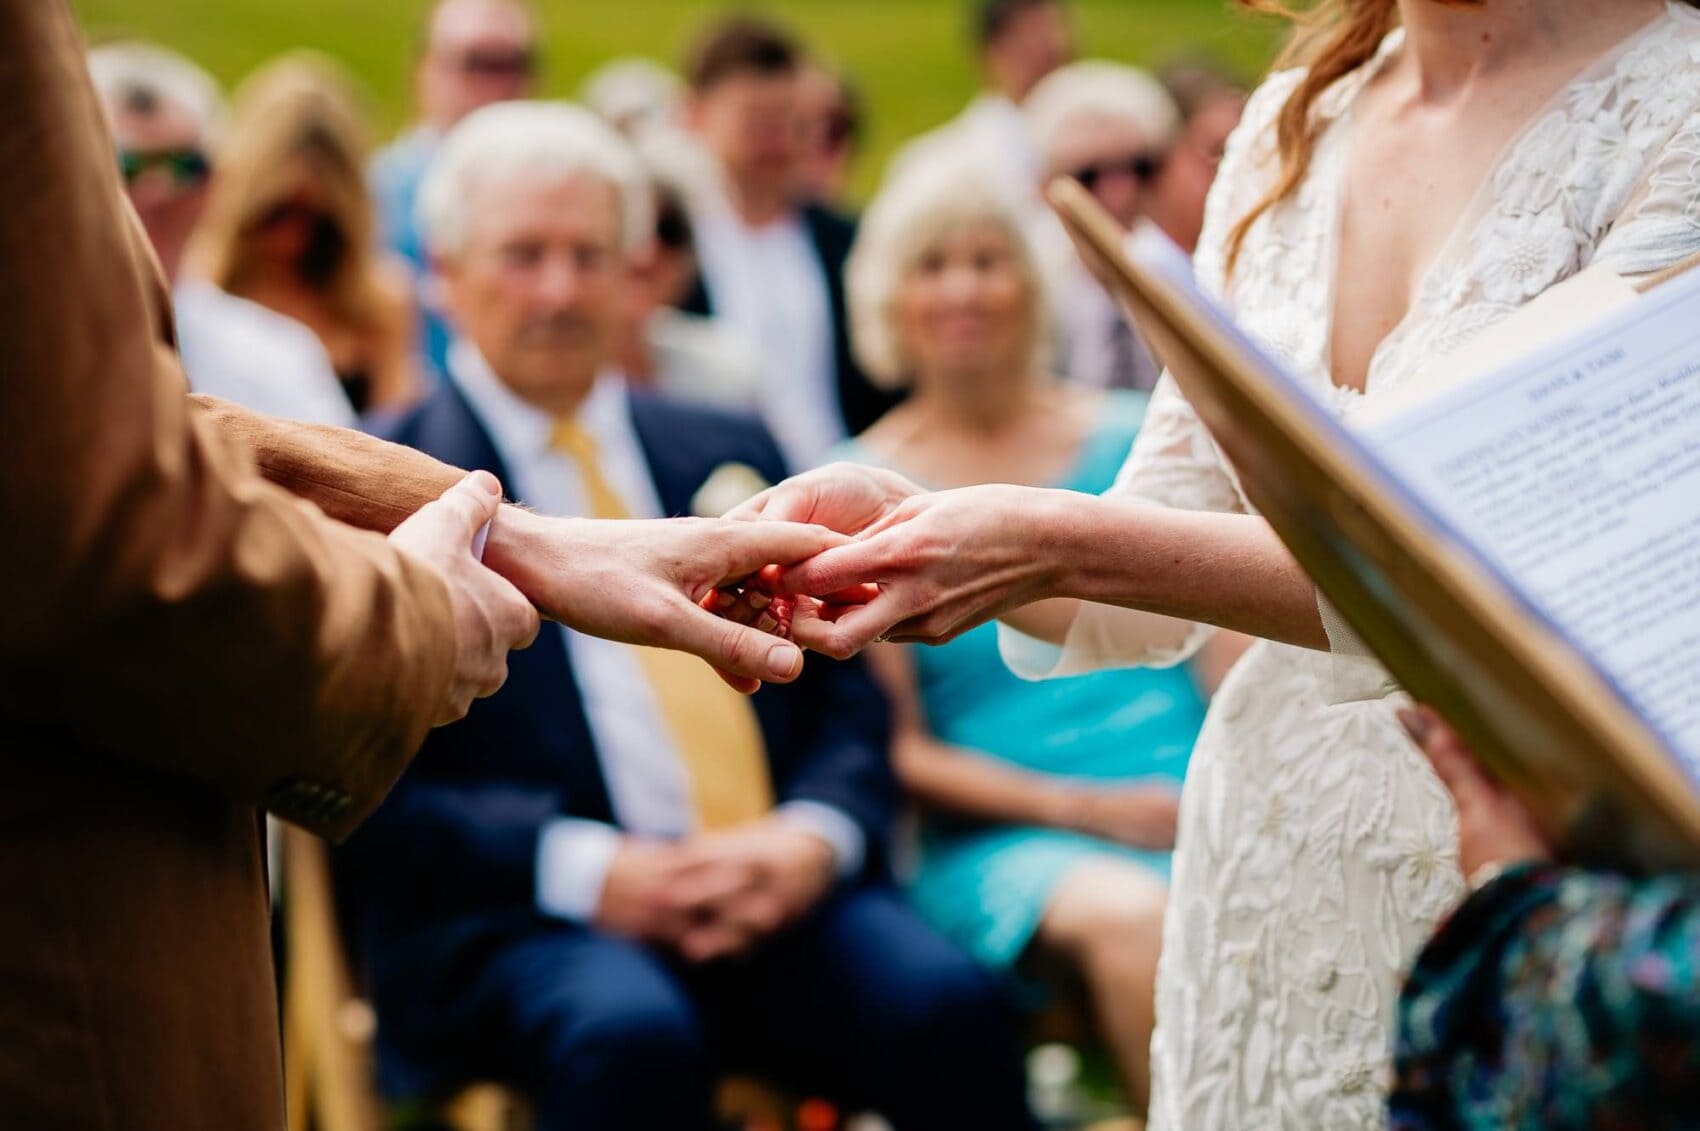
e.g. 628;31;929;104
896;221;1031;383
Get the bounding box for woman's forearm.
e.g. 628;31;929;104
894;728;1081;829
1030;490;1328;651
864;642;1080;829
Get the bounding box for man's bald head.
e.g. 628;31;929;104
417;0;537;131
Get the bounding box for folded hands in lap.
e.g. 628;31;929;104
595;817;838;962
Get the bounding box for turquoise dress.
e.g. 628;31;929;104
836;390;1207;970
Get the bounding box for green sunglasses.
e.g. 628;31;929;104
118;147;211;189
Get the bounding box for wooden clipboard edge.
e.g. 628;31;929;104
1046;176;1700;861
1635;246;1700;293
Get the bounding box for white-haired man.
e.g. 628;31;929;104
88;41;355;425
1027;60;1181;392
337;100;1037;1131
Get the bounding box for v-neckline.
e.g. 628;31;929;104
1317;4;1673;397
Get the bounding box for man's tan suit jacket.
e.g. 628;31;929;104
0;4;489;1127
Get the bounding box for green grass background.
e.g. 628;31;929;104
72;0;1282;199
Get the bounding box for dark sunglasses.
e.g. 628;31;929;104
655;202;694;252
118;147;210;189
1072;151;1166;191
457;47;537;79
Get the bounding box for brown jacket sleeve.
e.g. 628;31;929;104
191;396;464;533
0;0;458;842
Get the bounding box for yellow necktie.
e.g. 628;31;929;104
551;418;774;829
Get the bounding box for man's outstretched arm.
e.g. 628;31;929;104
196;396;842;686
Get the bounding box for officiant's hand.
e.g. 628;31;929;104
484;509;849;691
1399;705;1551;882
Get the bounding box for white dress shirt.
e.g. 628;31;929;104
173;280;356;427
693;200;844;469
446;343;864;923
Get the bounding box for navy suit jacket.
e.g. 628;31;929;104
681;204;905;437
336;381;895;1029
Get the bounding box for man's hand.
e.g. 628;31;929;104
389;472;541;724
1399;705;1552;881
594;838;760;947
673;818;838;963
484;509;849;692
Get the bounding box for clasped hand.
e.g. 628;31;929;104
705;463;1064;667
397;463;1064;711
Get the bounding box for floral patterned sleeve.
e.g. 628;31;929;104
1390;864;1700;1131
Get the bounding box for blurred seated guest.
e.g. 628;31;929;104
371;0;537;276
682;17;903;470
794;62;863;210
338;101;1038;1131
190;55;422;415
88;42;354;426
372;0;537;376
837;153;1221;1113
582;56;683;140
1026;61;1180;393
884;0;1073;199
1147;58;1246;256
613;143;765;411
1390;706;1700;1130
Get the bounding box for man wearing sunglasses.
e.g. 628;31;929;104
89;41;356;427
1027;60;1182;394
372;0;539;373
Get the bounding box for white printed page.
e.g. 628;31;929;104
1365;271;1700;772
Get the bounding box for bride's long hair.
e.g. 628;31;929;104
1225;0;1699;276
1223;0;1422;276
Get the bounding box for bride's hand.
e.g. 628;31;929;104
774;484;1070;659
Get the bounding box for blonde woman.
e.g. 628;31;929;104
835;153;1238;1112
190;55;420;414
735;1;1700;1126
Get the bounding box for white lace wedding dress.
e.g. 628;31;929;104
1003;5;1700;1127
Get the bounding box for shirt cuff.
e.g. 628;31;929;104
775;801;865;879
536;818;623;923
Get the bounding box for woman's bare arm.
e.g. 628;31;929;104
864;645;1080;828
786;485;1329;658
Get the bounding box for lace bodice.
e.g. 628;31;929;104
1003;6;1700;1129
